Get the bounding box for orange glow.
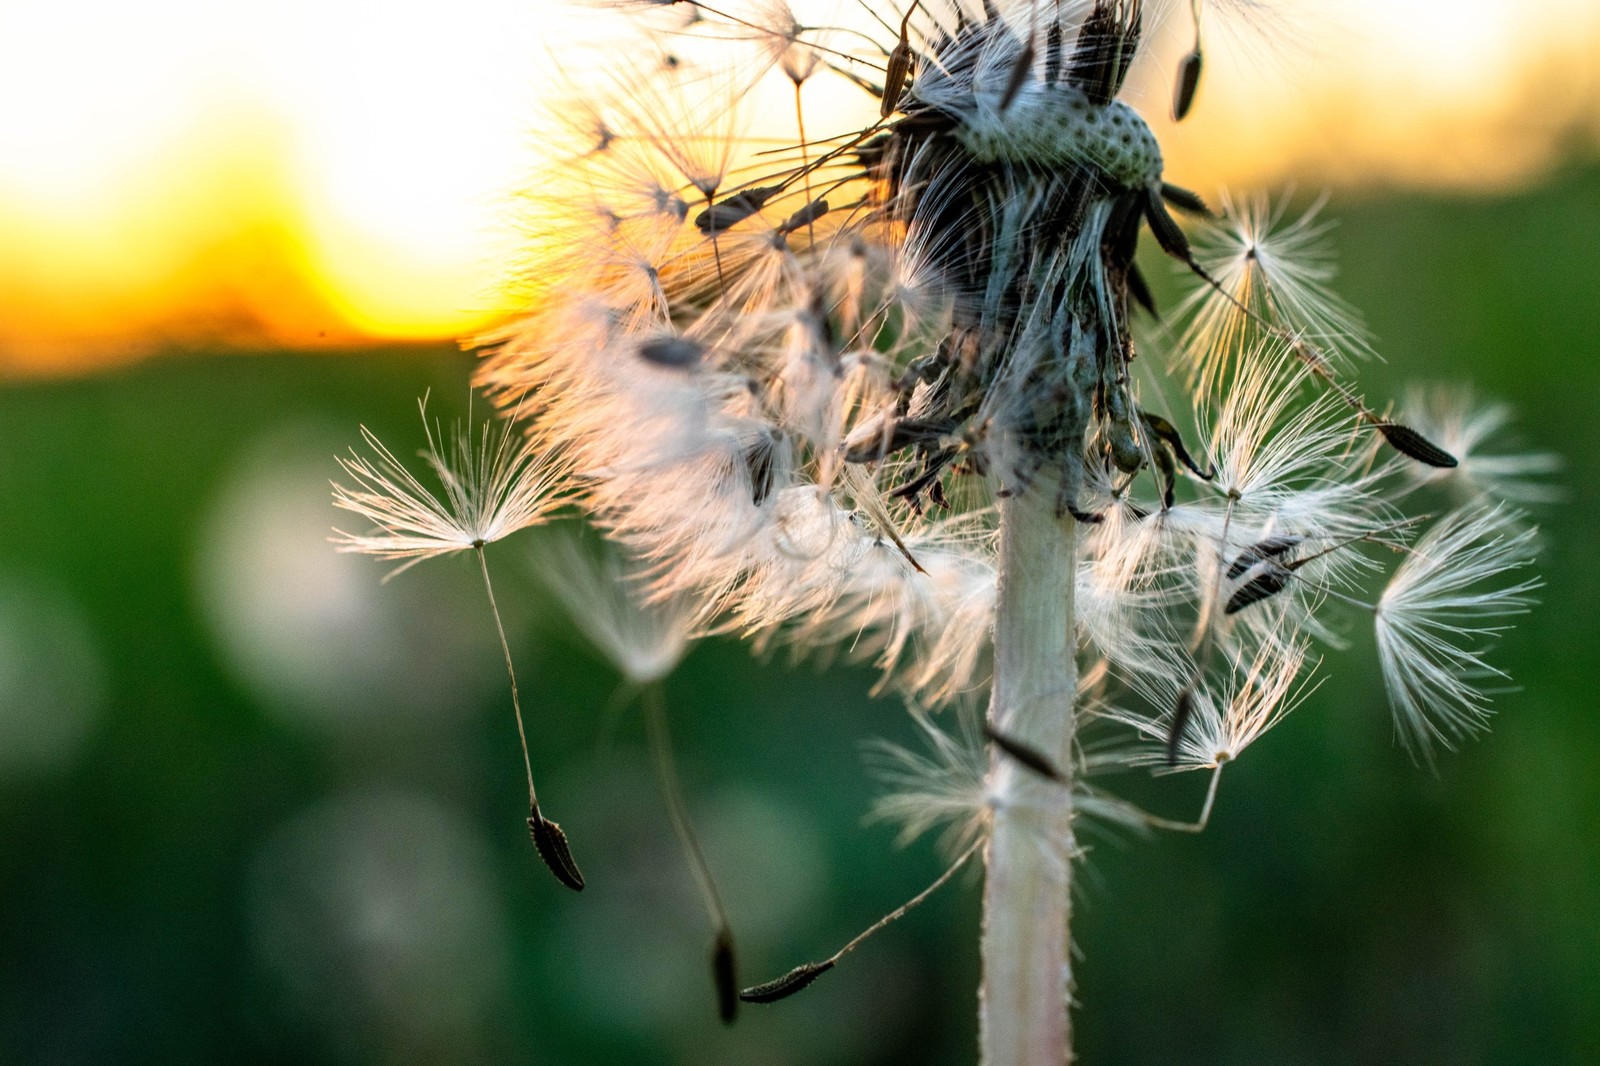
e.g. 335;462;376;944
0;0;1595;375
1150;0;1600;192
0;0;560;375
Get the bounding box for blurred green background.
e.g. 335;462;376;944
1;166;1597;1066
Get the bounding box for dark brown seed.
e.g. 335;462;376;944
637;336;703;369
528;812;586;891
1152;445;1178;509
982;723;1064;782
1126;262;1158;318
999;42;1036;112
1159;182;1212;217
1166;687;1195;767
1224;567;1293;615
694;184;783;235
1044;21;1064;84
778;198;830;234
1172;48;1202;121
739;959;837;1004
843;417;953;463
1140;411;1212;478
745;431;783;506
1144;187;1194;264
1377;422;1459;469
712;929;739;1024
881;40;912;117
1067;0;1141;104
1226;535;1304;580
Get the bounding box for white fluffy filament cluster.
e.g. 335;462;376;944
451;0;1550;837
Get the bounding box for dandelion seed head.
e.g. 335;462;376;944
431;0;1551;843
955;89;1163;187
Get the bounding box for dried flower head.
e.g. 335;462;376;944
343;0;1553;1055
465;0;1548;855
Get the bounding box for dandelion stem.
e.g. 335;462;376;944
981;488;1078;1066
476;545;537;806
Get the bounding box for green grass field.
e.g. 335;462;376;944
2;165;1596;1065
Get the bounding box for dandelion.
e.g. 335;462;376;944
343;1;1547;1061
332;401;583;891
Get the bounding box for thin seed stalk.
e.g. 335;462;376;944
980;488;1078;1066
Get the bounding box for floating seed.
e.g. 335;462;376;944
528;812;586;892
778;198;830;234
637;336;703;370
1172;48;1203;121
1377;422;1459;469
739;959;836;1004
1226;535;1304;580
712;929;739;1024
1224;567;1293;614
1166;686;1196;767
695;184;783;235
983;723;1064;782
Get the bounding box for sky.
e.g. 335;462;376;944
0;0;1595;374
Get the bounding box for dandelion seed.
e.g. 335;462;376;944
1172;44;1203;122
533;534;697;685
867;712;989;851
536;533;741;1019
1376;504;1540;758
331;400;579;889
1107;639;1315;771
738;959;835;1003
1181;193;1373;391
739;835;981;1007
983;722;1066;783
